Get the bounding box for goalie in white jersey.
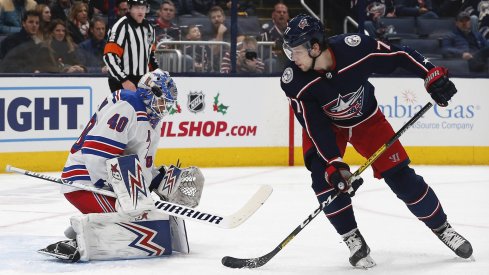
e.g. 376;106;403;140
38;69;205;262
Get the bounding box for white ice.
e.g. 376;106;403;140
1;166;488;275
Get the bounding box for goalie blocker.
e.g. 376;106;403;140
39;155;202;262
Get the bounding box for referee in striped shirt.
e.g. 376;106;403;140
103;0;159;92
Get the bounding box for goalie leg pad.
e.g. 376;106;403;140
107;155;156;216
154;165;204;208
170;216;190;254
71;210;172;261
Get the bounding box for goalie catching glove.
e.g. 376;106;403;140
424;67;457;107
325;161;363;197
150;165;204;208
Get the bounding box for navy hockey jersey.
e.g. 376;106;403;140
281;33;434;163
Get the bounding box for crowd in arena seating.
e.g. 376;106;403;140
0;0;488;74
363;0;489;74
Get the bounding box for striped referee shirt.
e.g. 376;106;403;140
103;15;159;82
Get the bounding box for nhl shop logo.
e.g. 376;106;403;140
187;91;205;113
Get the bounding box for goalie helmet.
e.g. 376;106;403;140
283;14;327;61
137;69;178;125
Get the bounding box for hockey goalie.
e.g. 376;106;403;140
38;69;204;262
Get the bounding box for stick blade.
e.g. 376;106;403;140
221;256;267;269
222;185;272;229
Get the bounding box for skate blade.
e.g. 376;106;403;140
37;249;71;260
469;255;475;262
354;255;376;269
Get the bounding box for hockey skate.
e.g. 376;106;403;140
434;222;474;259
38;239;80;262
342;228;376;268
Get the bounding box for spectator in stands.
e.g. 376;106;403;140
0;0;37;34
441;11;489;72
0;9;40;58
205;5;234;71
206;5;231;41
394;0;439;18
45;19;86;72
116;0;129;18
67;1;90;44
154;0;180;41
35;3;52;41
184;24;210;71
460;0;489;40
364;0;397;40
77;17;107;73
0;10;59;72
50;0;72;21
260;2;289;73
220;35;264;73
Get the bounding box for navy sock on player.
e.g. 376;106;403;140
384;166;447;229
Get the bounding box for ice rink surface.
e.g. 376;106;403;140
0;165;488;275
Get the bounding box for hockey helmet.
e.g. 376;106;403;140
127;0;148;6
127;0;149;12
138;69;178;120
283;14;327;61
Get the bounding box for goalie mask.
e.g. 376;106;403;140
137;69;178;126
283;14;327;63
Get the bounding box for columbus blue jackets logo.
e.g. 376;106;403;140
322;85;365;120
298;18;309;29
187;91;205;113
344;35;361;47
282;67;293;83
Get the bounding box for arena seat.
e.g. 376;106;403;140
434;59;470;75
380;17;418;38
416;18;455;38
399;38;443;59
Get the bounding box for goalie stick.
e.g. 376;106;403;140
222;102;433;268
5;165;272;229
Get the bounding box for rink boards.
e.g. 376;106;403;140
0;76;488;172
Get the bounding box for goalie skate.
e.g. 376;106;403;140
434;222;474;259
342;229;376;268
38;239;80;262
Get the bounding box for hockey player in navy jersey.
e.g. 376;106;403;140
280;14;473;268
38;69;204;262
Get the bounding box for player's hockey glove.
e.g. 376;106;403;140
149;166;167;192
325;161;363;197
424;67;457;107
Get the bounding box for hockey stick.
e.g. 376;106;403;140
222;102;433;268
5;165;272;229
